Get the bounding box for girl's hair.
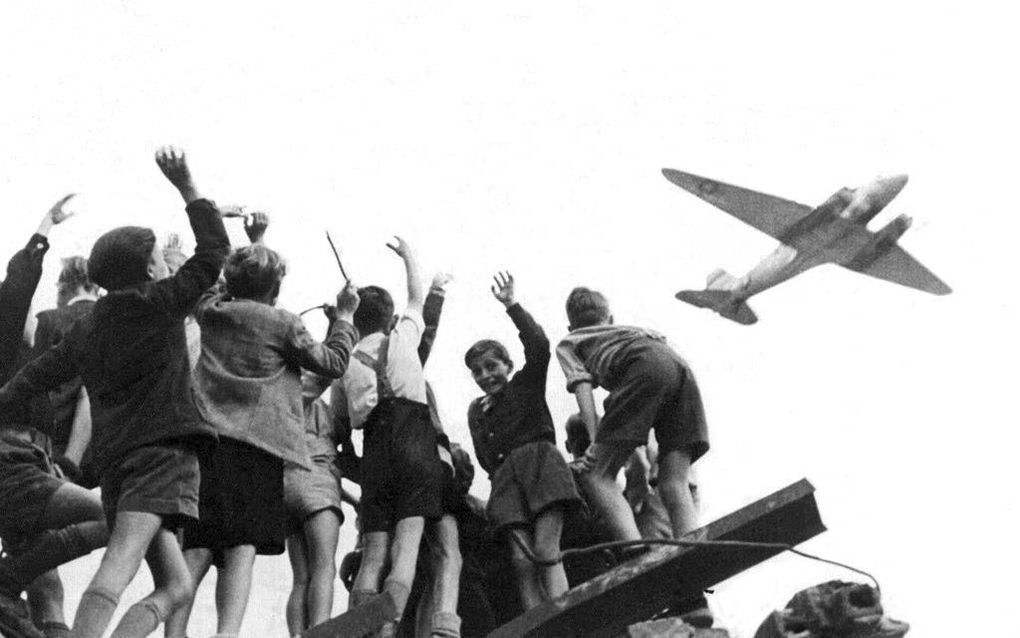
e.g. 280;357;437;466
57;256;98;305
566;286;611;328
464;339;513;370
224;244;287;300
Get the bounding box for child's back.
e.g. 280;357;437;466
192;290;358;467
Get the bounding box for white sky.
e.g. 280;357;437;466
2;2;1016;636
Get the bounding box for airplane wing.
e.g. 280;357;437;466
843;244;952;295
662;169;813;239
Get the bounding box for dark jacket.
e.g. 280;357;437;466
0;199;230;476
32;300;95;447
467;303;556;476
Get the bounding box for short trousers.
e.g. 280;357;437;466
284;456;344;535
360;398;444;533
599;341;709;462
100;443;200;530
184;438;285;561
486;441;582;529
0;435;64;545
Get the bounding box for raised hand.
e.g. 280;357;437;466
244;211;270;244
162;233;188;275
335;280;360;319
490;271;515;307
36;193;77;236
48;193;77;225
430;272;454;295
385;235;413;260
155;146;201;203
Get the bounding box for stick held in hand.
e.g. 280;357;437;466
325;231;350;281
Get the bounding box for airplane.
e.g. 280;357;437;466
662;169;951;325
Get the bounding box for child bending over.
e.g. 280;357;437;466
341;237;449;638
164;215;360;638
0;147;231;638
465;272;581;609
555;286;712;624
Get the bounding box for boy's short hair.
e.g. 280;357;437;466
566;286;611;329
463;339;512;370
354;285;395;336
224;244;287;300
57;256;98;300
89;226;156;291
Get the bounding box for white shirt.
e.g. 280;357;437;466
343;310;427;429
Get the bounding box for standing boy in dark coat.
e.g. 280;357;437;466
0;147;231;638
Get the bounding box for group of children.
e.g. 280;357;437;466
0;147;710;638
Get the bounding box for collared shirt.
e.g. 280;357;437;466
343;310;426;430
556;324;668;392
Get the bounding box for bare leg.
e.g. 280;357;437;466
657;449;699;538
108;529;194;638
163;548;213;638
70;511;162;638
579;443;642;541
426;514;462;636
302;510;341;629
213;545;256;635
285;532;308;636
384;517;425;621
532;508;569;599
350;531;390;608
506;529;543;610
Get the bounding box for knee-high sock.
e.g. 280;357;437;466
382;579;411;620
69;587;119;638
109;599;166;638
0;522;108;596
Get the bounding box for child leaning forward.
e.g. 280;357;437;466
555;286;712;625
465;272;581;610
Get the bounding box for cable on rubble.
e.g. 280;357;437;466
507;532;881;594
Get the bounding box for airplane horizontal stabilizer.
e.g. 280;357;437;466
676;289;758;325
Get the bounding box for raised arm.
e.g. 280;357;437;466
492;271;550;386
0;194;75;380
418;272;451;365
150;146;231;315
284;280;360;378
386;236;424;314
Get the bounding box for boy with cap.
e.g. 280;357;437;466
0;147;231;638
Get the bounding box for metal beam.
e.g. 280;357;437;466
488;479;825;638
301;592;396;638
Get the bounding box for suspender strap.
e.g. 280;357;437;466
353;336;395;400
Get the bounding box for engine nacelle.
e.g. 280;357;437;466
846;214;912;270
840;174;909;224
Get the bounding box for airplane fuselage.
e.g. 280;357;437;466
717;175;909;303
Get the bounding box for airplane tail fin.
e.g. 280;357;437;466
706;268;740;291
676;289;758;325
